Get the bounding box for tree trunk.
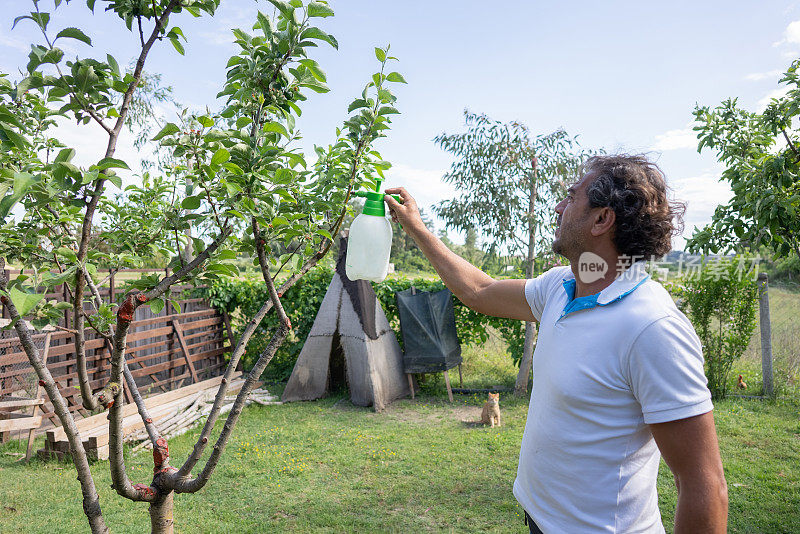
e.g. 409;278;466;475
514;166;538;397
149;491;174;534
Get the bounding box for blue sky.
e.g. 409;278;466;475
2;0;799;250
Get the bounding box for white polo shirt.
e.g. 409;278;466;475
513;262;713;533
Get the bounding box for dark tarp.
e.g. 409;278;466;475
396;287;462;373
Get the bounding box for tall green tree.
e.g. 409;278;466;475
434;110;591;396
0;1;403;531
687;60;800;262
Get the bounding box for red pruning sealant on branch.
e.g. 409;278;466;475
133;483;155;499
117;292;148;322
153;438;169;471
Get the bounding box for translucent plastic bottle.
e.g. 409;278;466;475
346;180;394;282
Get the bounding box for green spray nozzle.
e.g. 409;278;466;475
352;178;402;217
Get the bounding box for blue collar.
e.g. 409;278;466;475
559;261;650;319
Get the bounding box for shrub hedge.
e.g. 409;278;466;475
199;267;525;381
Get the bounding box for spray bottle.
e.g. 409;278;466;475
346;178;401;282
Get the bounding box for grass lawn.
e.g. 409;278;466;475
0;388;798;533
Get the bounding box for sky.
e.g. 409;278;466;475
1;0;799;251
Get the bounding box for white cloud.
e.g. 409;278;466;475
651;123;700;151
669;172;733;241
50;116;143;190
786;20;800;44
744;69;783;81
0;34;28;53
756;86;791;111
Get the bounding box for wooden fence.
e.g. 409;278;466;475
0;269;234;432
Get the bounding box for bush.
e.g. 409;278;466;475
674;258;759;399
199;268;526;381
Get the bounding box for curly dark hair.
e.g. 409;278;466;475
583;154;685;259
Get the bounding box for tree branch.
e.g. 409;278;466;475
0;261;109;533
173;273;290;494
782;128;800;163
144;225;233;301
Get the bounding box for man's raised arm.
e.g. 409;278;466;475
384;188;534;322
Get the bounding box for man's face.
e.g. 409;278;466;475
552;171;596;260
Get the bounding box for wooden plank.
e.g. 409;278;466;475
172;319;198;384
221;310;237;349
127;308;216;329
0;413;42;432
47;337;104;358
47;373;236;441
129;358;188;379
0;398;44;409
125;325;174;343
178;317;223;331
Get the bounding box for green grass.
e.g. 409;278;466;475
1;287;797;533
1;388;798;533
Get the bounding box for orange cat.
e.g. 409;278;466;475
480;392;501;427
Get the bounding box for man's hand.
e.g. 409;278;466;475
385;187;426;235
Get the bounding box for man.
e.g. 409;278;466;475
384;154;728;533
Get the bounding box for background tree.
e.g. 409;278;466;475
676;258;759;399
688;59;800;262
433;110;592;396
389;206;434;273
0;1;403;532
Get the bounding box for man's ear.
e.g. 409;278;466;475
590;207;616;237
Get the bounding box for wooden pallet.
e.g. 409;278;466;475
39;372;244;462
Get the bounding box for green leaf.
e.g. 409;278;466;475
264;0;293;19
0;172;37;221
54;148;75;163
192;237;206;254
106;173;122;189
223;162;244;175
7;287;45;317
274;188;296;203
217;250;237;260
56;246;78;263
197;115;214;127
299;59;326;82
374;47;386;62
0;123;29;149
30;11;50;31
149;298;165;315
386;72;407;84
182;195;202;210
211;148;230;166
96;157;129;171
170;37;185;55
55;27;92;46
11;15;33;31
262;122;289;138
300;27;338;49
106;53;120;77
307;2;334;17
348;99;368;113
152;122;180;141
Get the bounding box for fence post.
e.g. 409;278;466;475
757;272;774;398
